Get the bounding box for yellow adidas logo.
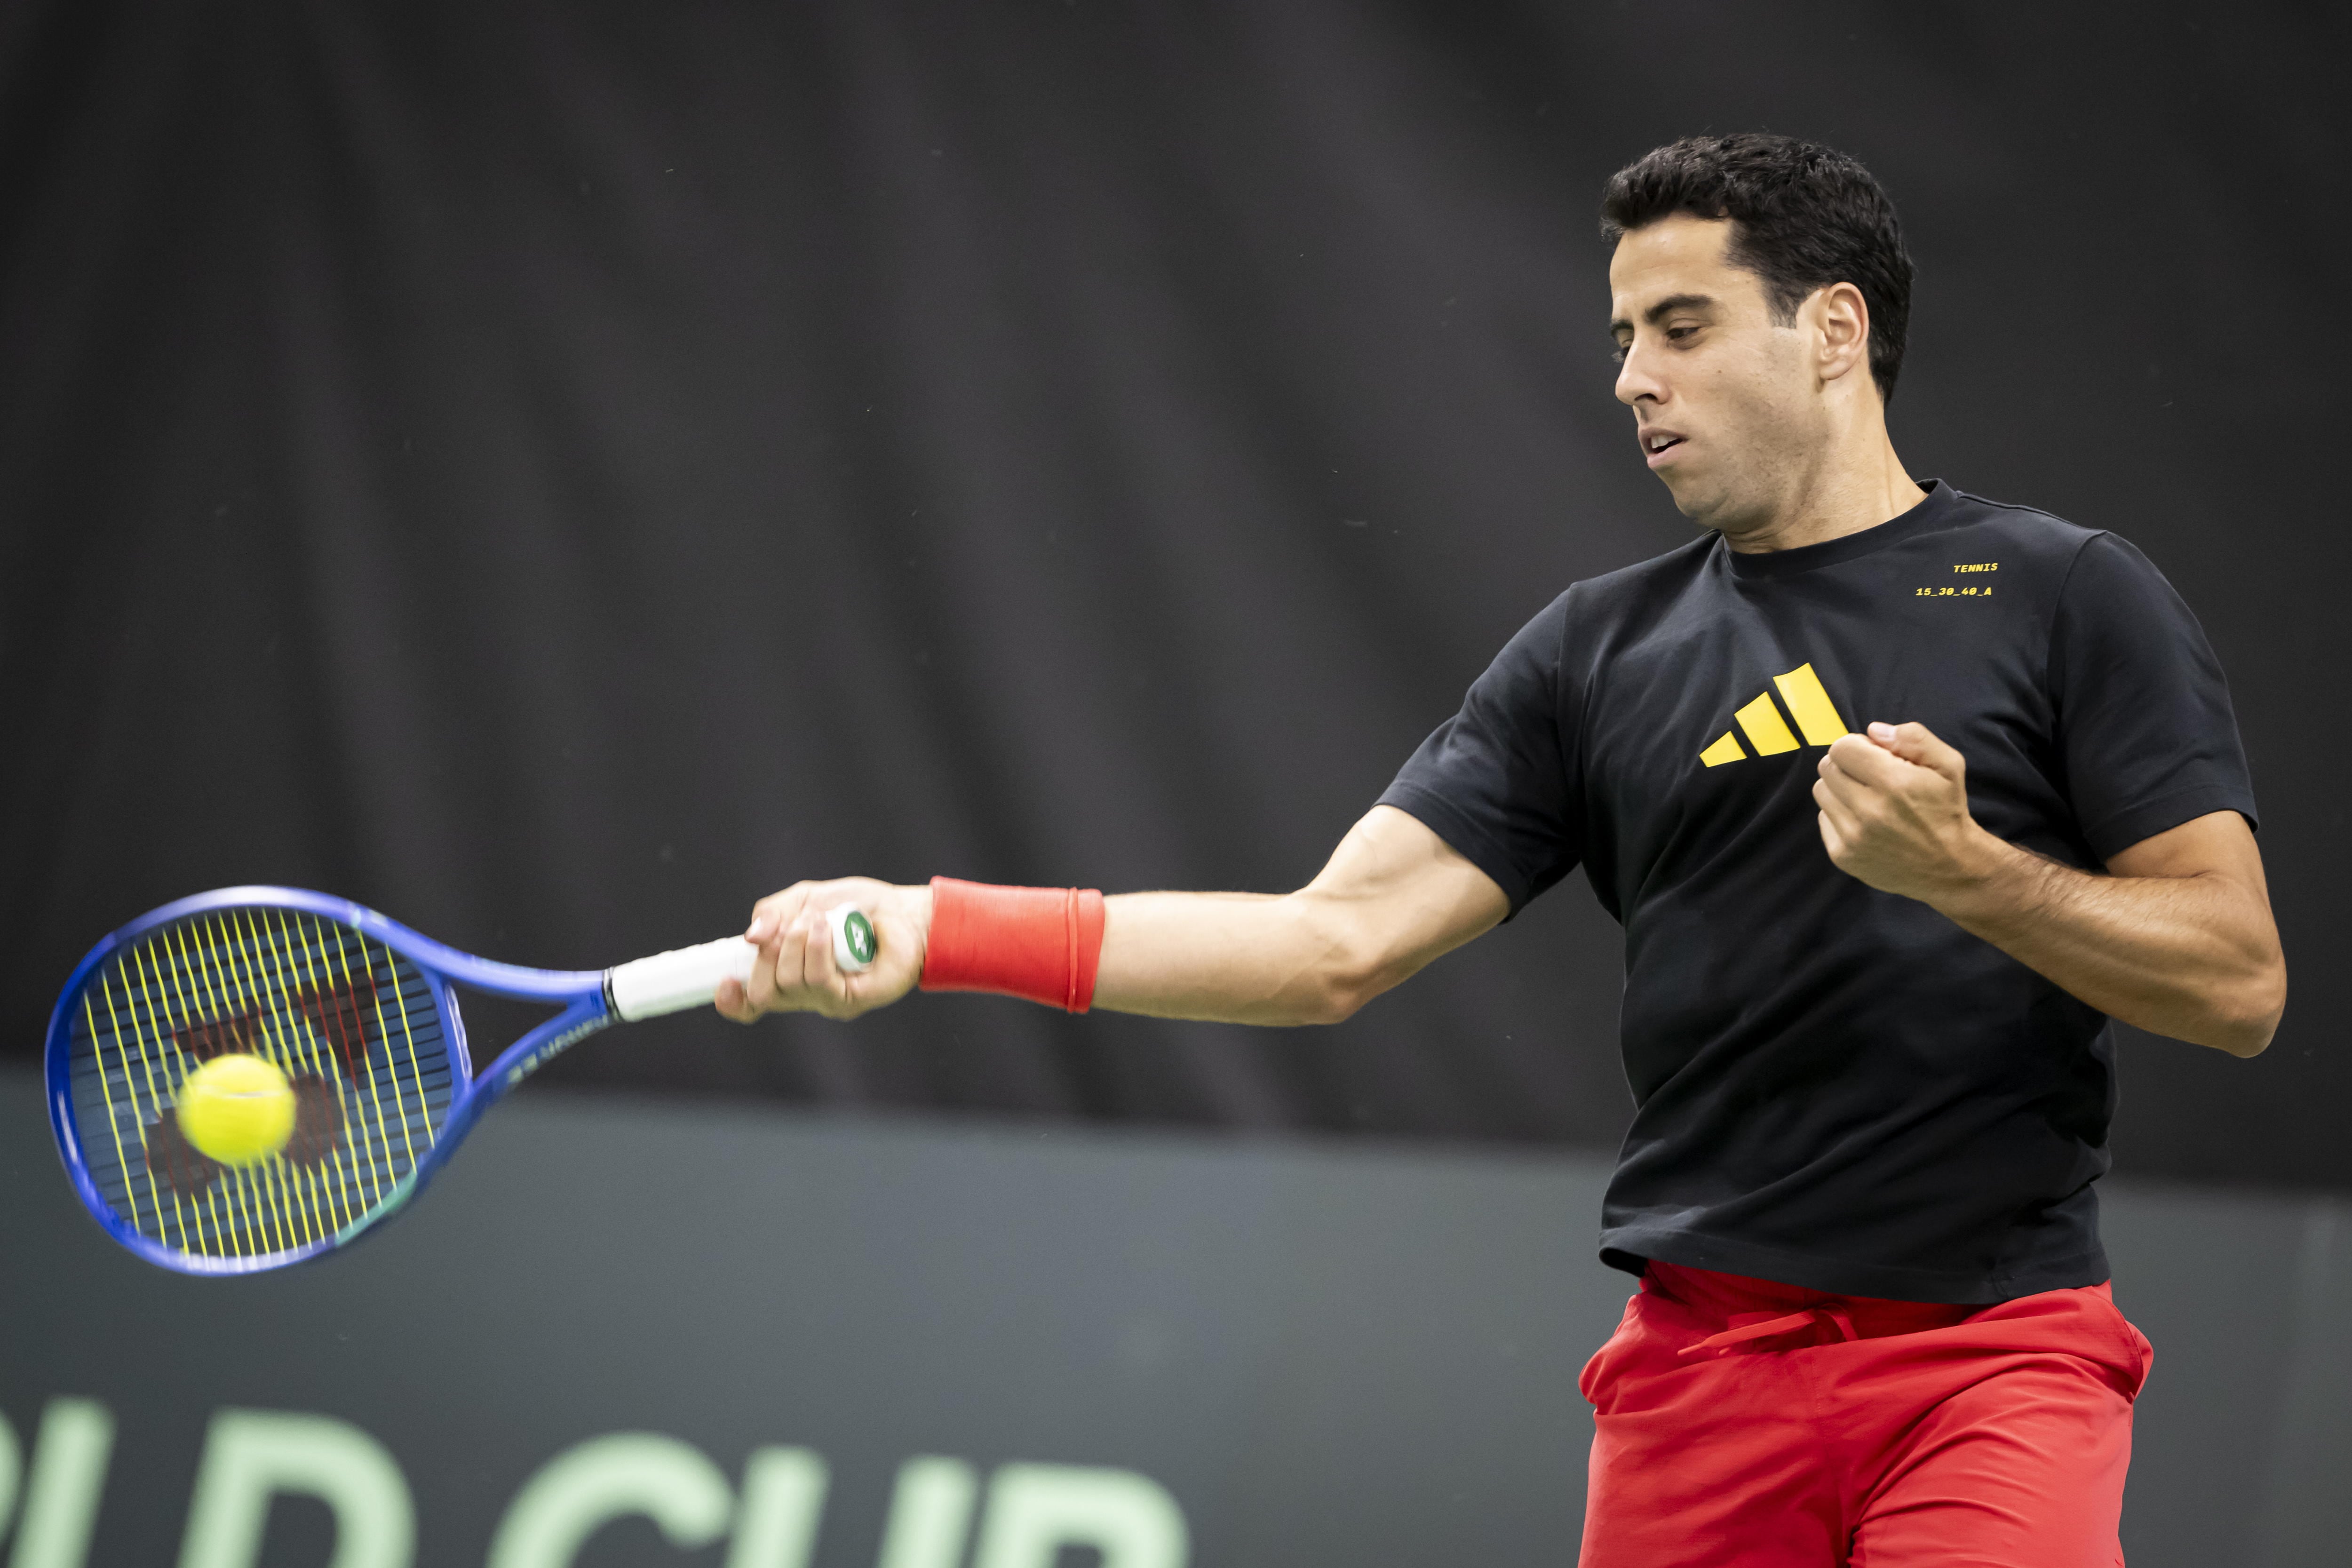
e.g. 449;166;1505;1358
1699;663;1851;766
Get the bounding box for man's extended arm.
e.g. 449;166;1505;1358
714;804;1510;1026
1814;722;2285;1057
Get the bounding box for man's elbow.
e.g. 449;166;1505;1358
1295;940;1404;1026
2208;960;2287;1059
1298;964;1383;1026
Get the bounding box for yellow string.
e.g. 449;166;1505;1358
118;948;197;1250
380;925;435;1154
146;933;237;1258
285;910;392;1210
218;913;321;1250
81;990;143;1238
199;925;280;1258
131;938;213;1256
278;911;381;1211
241;910;333;1249
125;945;209;1260
199;917;302;1254
102;968;190;1250
181;923;279;1257
331;923;414;1173
262;913;360;1234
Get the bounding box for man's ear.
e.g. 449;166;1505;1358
1815;281;1871;386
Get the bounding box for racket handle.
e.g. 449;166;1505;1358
607;908;877;1021
608;938;755;1020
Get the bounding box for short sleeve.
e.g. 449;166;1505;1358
2049;533;2257;860
1377;593;1582;914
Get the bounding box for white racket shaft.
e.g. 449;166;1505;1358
607;906;876;1021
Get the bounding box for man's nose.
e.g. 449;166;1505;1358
1615;343;1664;407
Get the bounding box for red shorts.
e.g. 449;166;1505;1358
1578;1260;2153;1567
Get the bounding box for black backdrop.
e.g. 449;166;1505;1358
3;0;2344;1188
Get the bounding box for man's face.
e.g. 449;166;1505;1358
1608;215;1824;533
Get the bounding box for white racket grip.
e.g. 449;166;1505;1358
606;908;876;1021
606;937;756;1021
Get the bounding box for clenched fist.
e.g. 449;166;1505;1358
714;878;934;1023
1812;722;1997;903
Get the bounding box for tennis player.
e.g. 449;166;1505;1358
718;135;2284;1566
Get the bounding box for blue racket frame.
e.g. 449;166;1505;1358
45;886;617;1275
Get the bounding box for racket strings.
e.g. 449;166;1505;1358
67;909;454;1264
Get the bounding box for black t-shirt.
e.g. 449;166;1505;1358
1380;481;2256;1304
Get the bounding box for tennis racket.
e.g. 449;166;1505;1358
43;886;878;1275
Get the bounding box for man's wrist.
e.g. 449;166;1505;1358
1922;825;2057;937
918;878;1107;1011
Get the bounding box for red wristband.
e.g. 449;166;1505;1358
919;878;1107;1012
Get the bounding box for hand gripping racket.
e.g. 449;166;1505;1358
42;886;878;1275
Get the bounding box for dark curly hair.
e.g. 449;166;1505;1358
1601;135;1914;403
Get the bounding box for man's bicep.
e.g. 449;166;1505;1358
1311;805;1511;969
2103;809;2267;893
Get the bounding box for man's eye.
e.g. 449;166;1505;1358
1667;326;1697;341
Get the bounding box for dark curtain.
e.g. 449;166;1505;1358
4;0;2344;1187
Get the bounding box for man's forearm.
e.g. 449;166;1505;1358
1092;807;1510;1026
1093;891;1366;1025
1928;829;2284;1056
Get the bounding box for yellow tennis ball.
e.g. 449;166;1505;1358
177;1053;296;1166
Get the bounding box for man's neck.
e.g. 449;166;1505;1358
1718;433;1926;555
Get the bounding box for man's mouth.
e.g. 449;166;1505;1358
1642;429;1687;468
